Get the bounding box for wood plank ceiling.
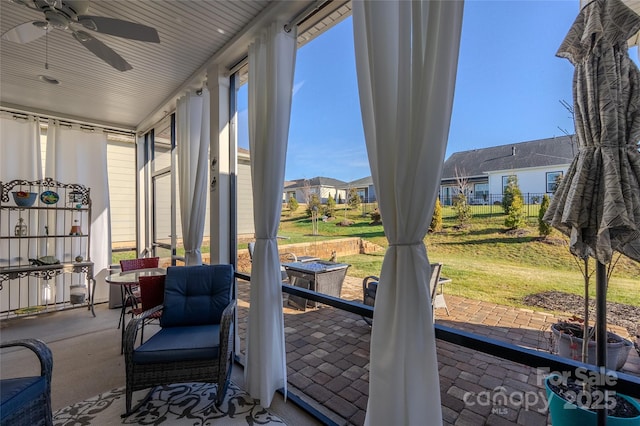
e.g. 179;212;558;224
0;0;351;131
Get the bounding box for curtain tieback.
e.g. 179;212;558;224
185;249;194;254
389;241;423;247
255;237;275;241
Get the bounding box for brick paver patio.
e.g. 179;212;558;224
237;275;640;426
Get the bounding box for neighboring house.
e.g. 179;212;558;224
440;135;576;205
283;176;347;203
341;176;377;203
236;147;256;237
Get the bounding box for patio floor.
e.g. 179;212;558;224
1;274;638;425
237;276;640;426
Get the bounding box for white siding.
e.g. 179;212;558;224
487;165;569;201
237;160;255;236
107;142;136;246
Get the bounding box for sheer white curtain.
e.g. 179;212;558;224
0;114;42;181
45;120;111;276
0;114;42;309
176;89;210;265
352;1;464;424
245;22;297;407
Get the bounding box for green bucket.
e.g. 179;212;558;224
545;375;640;425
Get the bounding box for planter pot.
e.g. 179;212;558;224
545;375;640;425
551;323;633;371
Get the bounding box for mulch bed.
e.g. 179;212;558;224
523;291;640;338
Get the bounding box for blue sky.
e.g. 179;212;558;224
238;0;640;183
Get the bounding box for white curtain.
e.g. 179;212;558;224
45;120;111;276
0;114;42;309
245;22;297;407
176;89;210;265
352;1;464;425
0;114;42;181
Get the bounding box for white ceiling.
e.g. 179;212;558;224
0;0;350;132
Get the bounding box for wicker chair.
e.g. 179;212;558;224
361;263;446;325
0;339;53;426
123;264;236;416
119;256;160;309
129;274;165;344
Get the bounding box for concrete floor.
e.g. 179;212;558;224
0;302;321;425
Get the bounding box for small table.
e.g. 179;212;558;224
283;261;350;311
105;268;166;353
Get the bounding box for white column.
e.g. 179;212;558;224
207;64;232;264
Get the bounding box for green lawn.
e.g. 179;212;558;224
115;204;640;310
278;205;640;309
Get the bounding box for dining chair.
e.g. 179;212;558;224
361;263;447;326
128;275;165;344
247;242;296;282
119;257;160;316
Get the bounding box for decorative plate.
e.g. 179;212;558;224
40;190;59;205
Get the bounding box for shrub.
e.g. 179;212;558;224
325;194;336;217
430;198;443;232
306;194;321;217
502;176;523;214
504;191;526;229
347;188;361;210
538;194;552;237
453;193;472;225
287;196;299;216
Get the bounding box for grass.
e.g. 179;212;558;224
114;203;640;311
278;205;640;309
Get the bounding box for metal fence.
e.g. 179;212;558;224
439;193;548;223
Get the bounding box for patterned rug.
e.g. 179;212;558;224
53;382;286;425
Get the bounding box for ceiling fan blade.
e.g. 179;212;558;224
71;30;132;71
1;21;50;44
77;15;159;43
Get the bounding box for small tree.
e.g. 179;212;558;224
287;196;299;216
502;175;523;214
306;194;321;217
505;191;525;229
325;193;336;217
538;194;552;237
347;188;361;210
430;197;443;232
453;193;472;226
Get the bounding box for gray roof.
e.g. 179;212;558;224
441;135;576;180
284;176;347;190
341;176;373;189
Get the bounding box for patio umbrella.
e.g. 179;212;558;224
544;0;640;422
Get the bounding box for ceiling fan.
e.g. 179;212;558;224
1;0;160;71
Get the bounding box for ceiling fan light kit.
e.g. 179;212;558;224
2;0;160;71
38;74;60;85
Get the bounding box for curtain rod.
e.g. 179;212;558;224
0;107;136;137
226;0;332;77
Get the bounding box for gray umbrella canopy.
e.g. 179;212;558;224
544;0;640;265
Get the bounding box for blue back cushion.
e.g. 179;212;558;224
160;264;233;327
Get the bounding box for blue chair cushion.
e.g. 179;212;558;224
0;376;46;420
133;324;220;364
160;264;233;328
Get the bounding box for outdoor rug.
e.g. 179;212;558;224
53;381;286;425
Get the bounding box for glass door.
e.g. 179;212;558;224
151;115;178;265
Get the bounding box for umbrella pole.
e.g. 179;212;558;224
596;260;607;426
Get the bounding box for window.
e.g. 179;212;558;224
546;171;563;193
502;176;515;194
474;183;489;203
